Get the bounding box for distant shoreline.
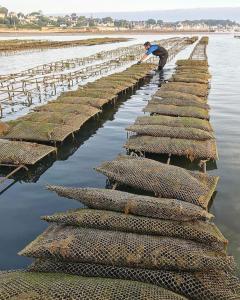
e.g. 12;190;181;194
0;29;236;37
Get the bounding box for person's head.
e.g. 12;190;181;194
144;41;151;50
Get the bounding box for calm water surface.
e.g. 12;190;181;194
0;34;239;272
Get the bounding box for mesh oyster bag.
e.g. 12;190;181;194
170;75;209;84
34;103;100;116
174;67;210;79
174;72;210;79
3;121;74;143
21;112;91;131
85;83;128;94
104;77;138;85
0;139;55;165
176;59;208;67
96;155;219;209
149;96;210;109
109;73;143;81
55;96;110;108
176;67;210;75
47;186;213;221
62;89;117;100
86;81;133;92
42;208;227;251
134;115;213;132
161;82;208;98
155;90;206;103
126;124;215;140
124;135;218;161
143;103;209;120
19;225;234;272
29;259;240;300
0;271;188;300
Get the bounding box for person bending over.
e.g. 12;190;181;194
138;41;169;71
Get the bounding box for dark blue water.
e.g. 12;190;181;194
0;35;239;273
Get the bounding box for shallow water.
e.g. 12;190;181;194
0;34;173;74
0;34;239;272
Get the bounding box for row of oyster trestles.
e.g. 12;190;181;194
0;37;239;300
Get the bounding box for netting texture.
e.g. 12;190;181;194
176;67;210;75
143;103;209;120
175;70;210;77
155;90;205;103
28;260;240;300
47;186;213;221
0;271;188;300
161;82;208;98
96;155;219;208
22;112;92;131
170;75;209;84
34;103;100;116
42;208;227;251
149;96;210;109
86;81;133;92
134;115;213;132
126;124;215;140
61;90;117;100
176;60;208;67
19;225;234;272
125;135;218;160
56;96;110;108
0;139;55;165
3;121;74;143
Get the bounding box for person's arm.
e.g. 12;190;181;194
138;53;149;64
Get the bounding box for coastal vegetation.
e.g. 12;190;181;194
0;5;239;32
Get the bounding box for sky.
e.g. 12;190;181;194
1;0;240;14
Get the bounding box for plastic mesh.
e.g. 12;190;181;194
175;70;210;78
103;77;138;85
47;185;213;221
125;135;218;161
176;66;210;74
170;75;209;84
34;103;100;116
144;103;209;120
62;89;117;100
42;208;227;251
155;90;206;103
95;155;219;209
174;70;210;77
135;115;213;132
21;112;91;131
149;96;210;109
0;139;56;165
161;82;208;98
86;83;129;94
3;121;74;143
60;62;155;101
176;60;208;67
126;124;215;140
29;260;240;300
19;225;234;272
86;81;133;92
55;96;110;108
0;271;188;300
109;74;143;81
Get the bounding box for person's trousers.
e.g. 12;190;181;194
158;53;169;70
